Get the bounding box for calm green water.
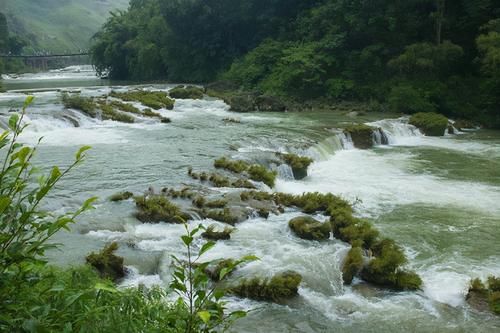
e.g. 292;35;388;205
1;68;500;332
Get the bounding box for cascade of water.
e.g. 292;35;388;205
276;164;295;180
368;117;422;145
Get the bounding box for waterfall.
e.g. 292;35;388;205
276;164;295;180
367;117;422;145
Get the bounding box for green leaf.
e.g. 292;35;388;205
8;114;19;131
0;196;11;214
229;310;247;320
197;311;211;324
199;241;215;256
24;95;35;108
49;166;62;182
94;282;118;293
76;146;92;160
219;267;231;281
181;235;193;246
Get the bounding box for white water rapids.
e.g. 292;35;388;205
1;67;500;332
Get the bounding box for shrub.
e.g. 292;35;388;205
388;85;436;114
409;112;448;136
85;242;125;281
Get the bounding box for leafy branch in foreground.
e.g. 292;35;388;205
171;223;258;333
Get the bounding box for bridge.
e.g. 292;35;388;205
0;53;90;70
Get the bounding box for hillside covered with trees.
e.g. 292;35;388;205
90;0;500;127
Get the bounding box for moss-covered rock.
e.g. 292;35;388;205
288;216;330;241
201;224;233;241
134;195;189;224
205;208;239;225
61;93;98;118
343;124;375;149
247;165;277;188
228;94;256;112
409;112;448;136
109;191;134;202
169;85;204;99
85;242;125;282
342;245;364;285
110;90;174;110
98;101;135;123
280;153;313;180
214;157;249;173
230;271;302;302
360;239;422;290
467;276;500;315
255;95;286;112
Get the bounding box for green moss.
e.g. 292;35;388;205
134;195;188;224
85;242;125;282
467;276;500;315
361;239;422;290
470;278;487;293
205;208;239;225
205;199;228;209
214;157;249;174
166;187;195;199
231;178;256;189
342;246;364;285
169;85;204;99
240;191;273;202
288;216;330;241
192;196;206;208
110;90;174;110
409;112;448;136
247;165;277;188
201;224;234;241
488;276;500;292
61;93;98;117
98;102;135;123
230;271;302;302
490;292;500;315
109;100;141;114
343;124;374;149
209;173;232;188
333;217;379;249
280;153;313;180
109;191;133;202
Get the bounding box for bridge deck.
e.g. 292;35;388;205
0;53;89;59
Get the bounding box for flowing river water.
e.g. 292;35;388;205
1;66;500;332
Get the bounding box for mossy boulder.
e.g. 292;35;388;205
134;195;190;223
230;270;302;302
342;245;364;285
409;112;448;136
205;208;240;225
280;153;313;180
255;95;286;112
288;216;331;241
109;191;133;202
228;94;256;112
169;85;204;99
86;242;125;282
110;90;174;110
214;157;249;173
360;239;422;291
467;276;500;315
201;224;233;241
247;165;277;188
62;93;98;118
343;124;375;149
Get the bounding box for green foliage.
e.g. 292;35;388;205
468;275;500;315
230;270;302;302
85;242;125;282
409;112;449;136
388;85;437;114
342;245;364;285
134;194;189;223
98;101;135;123
205;208;239;226
170;224;255;331
288;216;330;241
281;153;313;170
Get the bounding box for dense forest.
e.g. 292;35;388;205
90;0;500;127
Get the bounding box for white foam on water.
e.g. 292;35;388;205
120;266;163;288
275;149;500;218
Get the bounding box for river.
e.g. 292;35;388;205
1;66;500;332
